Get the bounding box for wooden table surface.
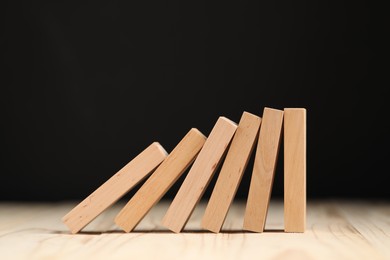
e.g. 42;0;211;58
0;200;389;260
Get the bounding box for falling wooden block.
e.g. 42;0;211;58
62;142;167;234
162;117;237;233
201;112;261;233
115;128;206;232
243;107;284;232
284;108;306;233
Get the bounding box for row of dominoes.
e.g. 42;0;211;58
62;107;306;234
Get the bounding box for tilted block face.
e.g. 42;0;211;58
115;128;206;232
202;111;261;233
162;117;237;233
243;107;284;233
62;142;167;234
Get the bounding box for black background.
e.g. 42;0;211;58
1;1;387;201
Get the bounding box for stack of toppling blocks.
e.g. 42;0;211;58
62;107;306;234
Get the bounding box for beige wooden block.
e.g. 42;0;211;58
162;117;237;233
115;128;206;232
284;108;306;233
62;142;167;234
201;112;261;233
243;107;284;232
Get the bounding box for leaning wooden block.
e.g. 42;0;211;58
201;112;261;233
115;128;206;232
62;142;167;234
284;108;306;233
243;107;284;232
162;117;237;233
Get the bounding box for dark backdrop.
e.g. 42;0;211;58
2;1;387;201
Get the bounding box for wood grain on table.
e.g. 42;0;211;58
0;201;389;260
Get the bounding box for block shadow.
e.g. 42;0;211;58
53;229;284;235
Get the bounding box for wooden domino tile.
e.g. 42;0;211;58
115;128;206;232
284;108;306;233
162;117;237;233
201;112;261;233
62;142;167;234
243;107;284;232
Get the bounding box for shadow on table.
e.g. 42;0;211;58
52;229;284;235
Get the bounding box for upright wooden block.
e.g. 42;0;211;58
162;117;237;233
201;112;261;233
115;128;206;232
284;108;306;233
62;142;167;234
243;107;284;232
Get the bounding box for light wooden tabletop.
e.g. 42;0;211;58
0;200;388;260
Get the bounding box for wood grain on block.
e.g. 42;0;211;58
162;117;237;233
284;108;306;233
115;129;206;232
243;107;284;232
201;112;261;233
62;142;168;234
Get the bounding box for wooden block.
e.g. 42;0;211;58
115;128;206;232
243;107;284;232
201;112;261;233
62;142;168;234
162;117;237;233
284;108;306;233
